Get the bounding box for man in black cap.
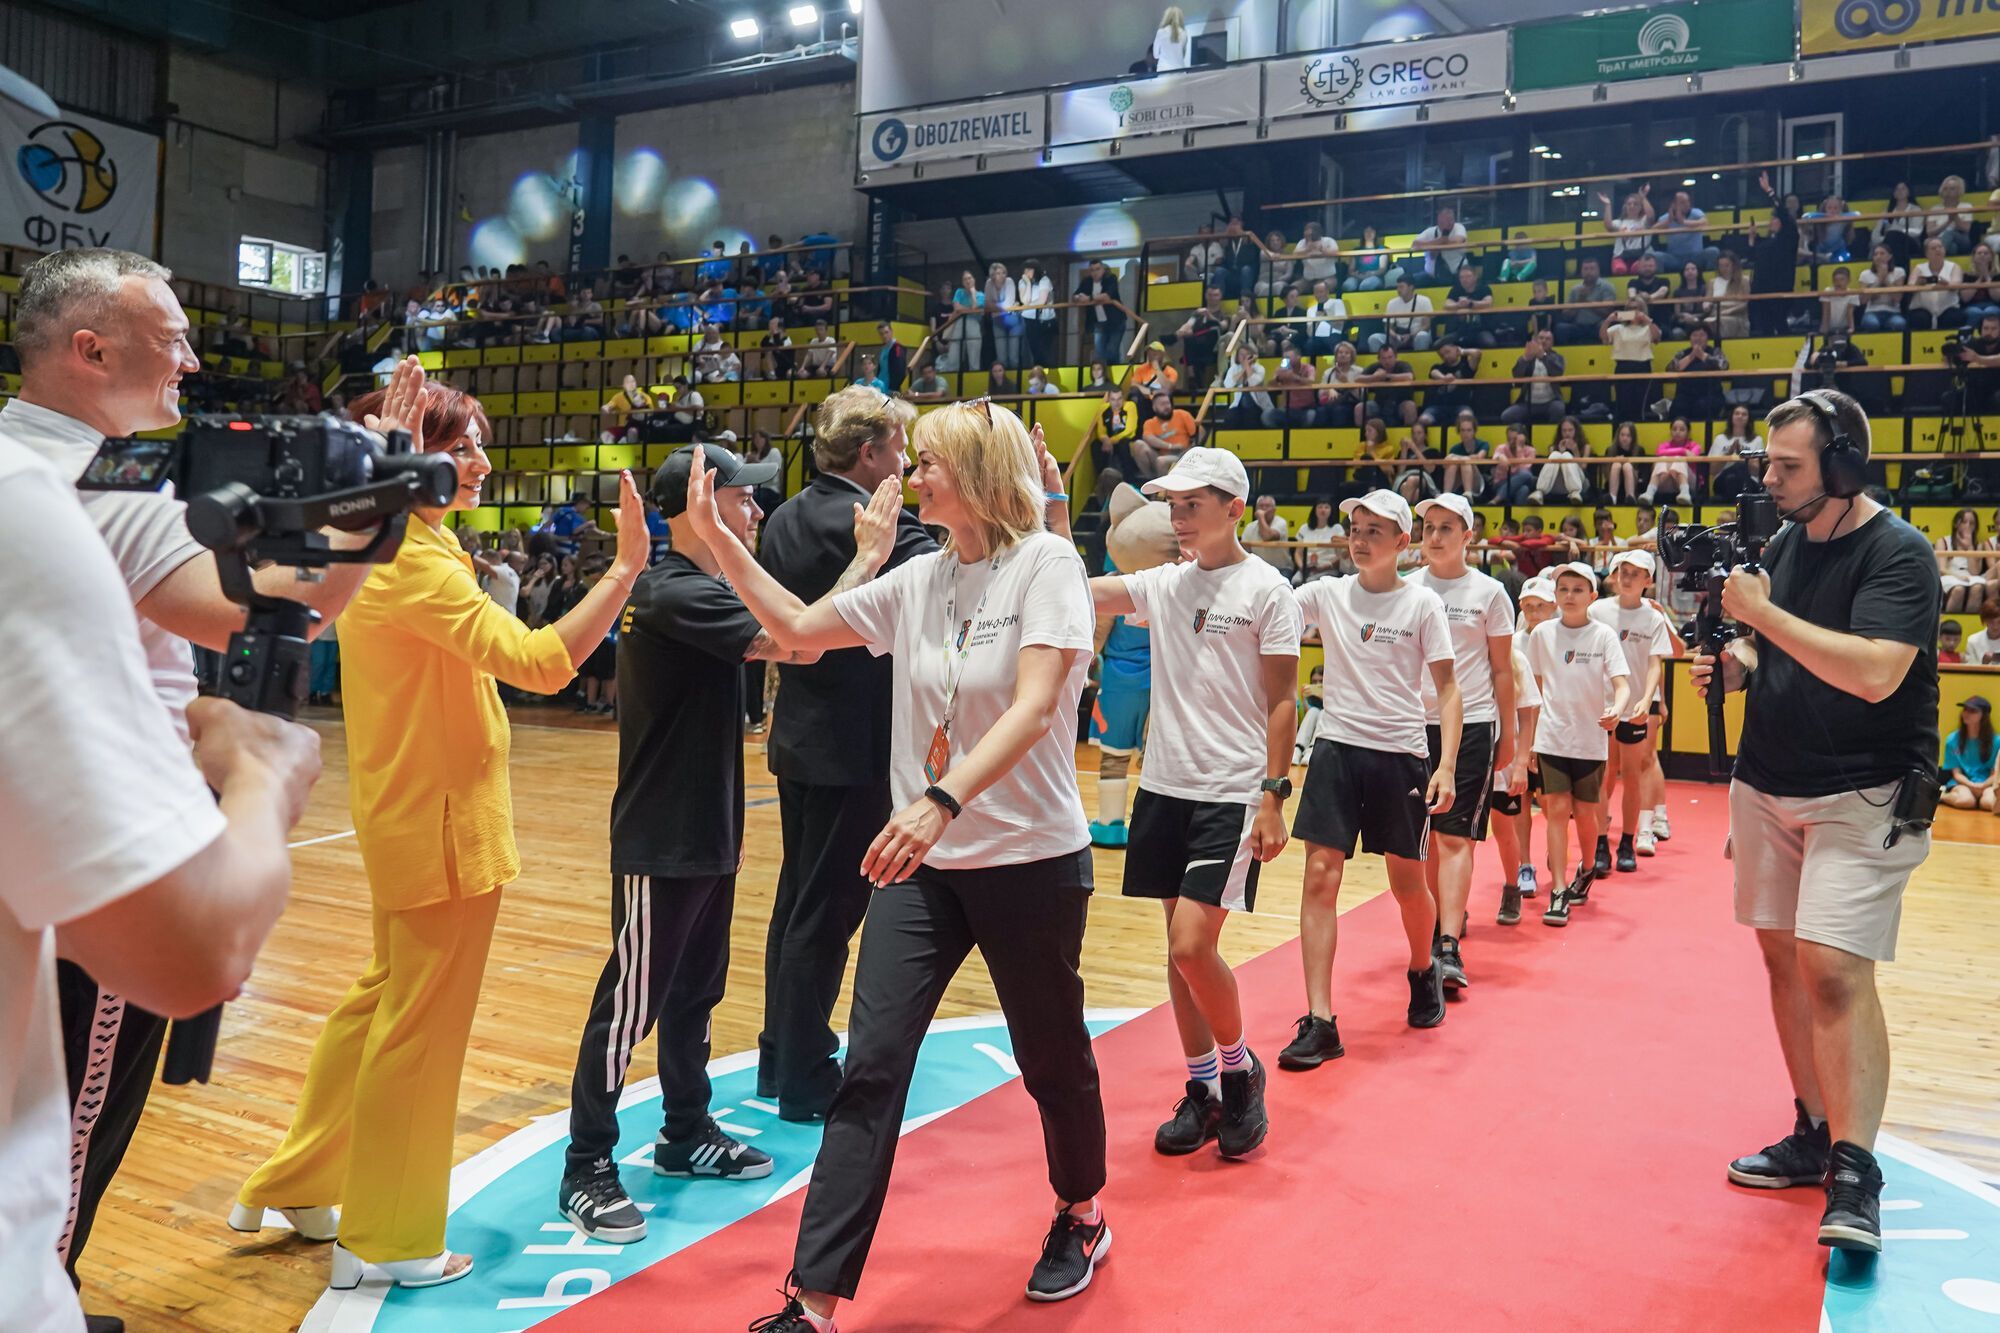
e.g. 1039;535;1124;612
557;440;803;1242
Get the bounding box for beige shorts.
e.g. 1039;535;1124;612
1728;779;1929;962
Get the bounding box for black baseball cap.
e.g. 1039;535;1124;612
1963;695;1991;713
651;442;781;516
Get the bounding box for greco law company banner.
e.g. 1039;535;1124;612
1513;0;1796;91
0;103;158;255
1266;30;1508;120
1801;0;1993;55
859;95;1046;170
1049;64;1263;147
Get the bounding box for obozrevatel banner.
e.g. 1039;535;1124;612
859;95;1046;170
0;104;158;255
1266;30;1509;120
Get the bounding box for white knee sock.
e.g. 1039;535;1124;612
1098;776;1129;825
1187;1047;1221;1099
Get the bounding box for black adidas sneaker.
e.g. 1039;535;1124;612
559;1161;647;1243
654;1118;774;1180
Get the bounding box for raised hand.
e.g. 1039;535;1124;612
610;470;649;583
683;444;728;549
363;356;427;452
852;475;903;576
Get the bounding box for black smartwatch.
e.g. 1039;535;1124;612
923;785;962;819
1259;776;1293;800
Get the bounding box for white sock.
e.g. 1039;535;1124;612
799;1308;835;1333
1186;1047;1221;1098
1098;776;1129;825
1638;810;1654;837
1218;1036;1252;1077
1808;1113;1827;1131
1067;1197;1101;1226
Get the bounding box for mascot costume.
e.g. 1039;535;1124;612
1088;483;1182;847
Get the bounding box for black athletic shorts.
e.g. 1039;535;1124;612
1293;739;1431;861
1425;721;1494;841
1123;789;1261;912
1537;752;1605;804
581;638;618;681
1492;786;1523;816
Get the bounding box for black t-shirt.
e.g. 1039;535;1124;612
1966;334;2000;397
1628;274;1673;305
1428;356;1477;408
1735;510;1940;797
609;553;761;878
1449;281;1494;327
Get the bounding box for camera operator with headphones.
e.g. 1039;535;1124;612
1691;388;1940;1257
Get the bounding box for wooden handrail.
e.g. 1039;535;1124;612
1194;318;1253;430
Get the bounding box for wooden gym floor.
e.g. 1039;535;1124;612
76;711;2000;1331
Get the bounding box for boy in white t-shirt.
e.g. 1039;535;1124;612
1525;563;1631;926
1589;550;1674;873
1090;447;1302;1159
1490;633;1545;926
1409;494;1516;991
1280;490;1461;1071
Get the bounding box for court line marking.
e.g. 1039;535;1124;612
289;829;357;849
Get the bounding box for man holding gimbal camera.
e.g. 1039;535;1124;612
1691;389;1940;1256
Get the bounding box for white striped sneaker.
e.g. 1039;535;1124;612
654;1119;774;1180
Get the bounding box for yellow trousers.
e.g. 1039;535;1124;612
239;888;501;1262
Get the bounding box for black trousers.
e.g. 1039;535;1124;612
56;961;169;1284
757;778;886;1114
791;848;1103;1299
744;662;768;725
565;873;733;1174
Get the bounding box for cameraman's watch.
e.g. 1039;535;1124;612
1260;777;1293;800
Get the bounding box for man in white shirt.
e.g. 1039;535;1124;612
1409;495;1517;992
1242;493;1292;576
1303;279;1347;358
1590;551;1675;875
1089;448;1301;1161
1367;276;1434;353
0;432;322;1333
1282;490;1462;1071
1967;602;2000;665
799;319;840;377
477;548;525;616
1294;222;1341;286
1413;205;1470;285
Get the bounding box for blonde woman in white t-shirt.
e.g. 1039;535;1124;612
1152;6;1191;71
696;405;1113;1328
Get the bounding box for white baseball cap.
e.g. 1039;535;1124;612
1413;493;1475;530
1552;560;1599;589
1518;577;1556;604
1339;489;1413;534
1142;446;1250;502
1609;548;1656;575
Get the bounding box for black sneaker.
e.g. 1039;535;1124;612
1278;1014;1344;1070
1407;964;1445;1029
1542;888;1572;927
559;1162;647;1243
1026;1207;1111;1301
747;1279;832;1332
1728;1099;1832;1188
1217;1054;1268;1158
654;1119;774;1180
1568;863;1596;906
1437;936;1468;992
1592;836;1612;877
1153;1080;1222;1156
1819;1141;1885;1252
1497;884;1523;926
1616;834;1637;873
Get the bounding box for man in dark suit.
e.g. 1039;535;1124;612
1074;258;1128;369
754;385;936;1119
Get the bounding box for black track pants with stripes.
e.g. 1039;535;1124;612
564;872;733;1176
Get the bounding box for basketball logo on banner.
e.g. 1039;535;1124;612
17;121;118;215
0;102;158;254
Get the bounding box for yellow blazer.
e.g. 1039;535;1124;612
339;519;576;911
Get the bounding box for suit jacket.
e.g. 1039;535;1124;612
759;472;938;786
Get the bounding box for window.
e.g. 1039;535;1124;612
238;236;327;295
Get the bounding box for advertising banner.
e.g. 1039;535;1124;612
1801;0;1996;56
1048;64;1262;147
1514;0;1795;91
1267;30;1508;119
859;95;1046;169
0;104;158;255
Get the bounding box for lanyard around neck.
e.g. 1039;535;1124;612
940;549;1006;729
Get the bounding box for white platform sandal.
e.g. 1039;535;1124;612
226;1202;340;1242
329;1243;474;1291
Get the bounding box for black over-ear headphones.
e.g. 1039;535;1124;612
1795;389;1869;500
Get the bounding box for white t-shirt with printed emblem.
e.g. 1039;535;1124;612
1295;575;1454;758
834;530;1093;870
1526;617;1629;761
1588;598;1673;720
1410;567;1514;727
1124;555;1302;804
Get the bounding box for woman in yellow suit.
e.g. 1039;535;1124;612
229;359;649;1290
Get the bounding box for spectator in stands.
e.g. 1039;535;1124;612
1968;601;2000;664
982;262;1020;368
1074;257;1126;366
1441;262;1496;348
1597;184;1656;274
1820;267;1861;335
1745;172;1801;337
942;269;984;374
666;376;704;443
1531;415;1589;504
1949;311;2000;417
1317;339;1364;426
521;553;560;625
1342;223;1401;292
906;362;948;400
1875;180;1926;264
760;317;797;379
1443;409;1490;496
1255;228;1295;297
874;321;909;393
1151;6;1191;70
695;324;742;382
1295;221;1341;288
1929;174;1976;255
1710;403;1761;501
537;494;603;560
1302;279;1346;358
1666;325;1728;422
1244;494;1293;576
1369;274;1433;352
1663;260;1709;339
1358;342;1418;426
1217;214;1261;301
1096;384;1140;474
1349;417;1397;495
851;353;888;393
1017;259;1058;369
1178;286;1227;387
1910;236;1966;329
697;240;730;284
1407;205;1467;286
1625;252;1674;309
1806;194;1862;262
1231;293;1266;353
1270;284;1309;339
602;373;654;438
1859;245;1909;332
1645;417;1701;504
1220;342;1269;426
800;319;839;377
1392;419;1440;502
1502;328;1567;426
1511;514;1561;575
1186;223;1222;289
1656;190;1720;271
1487;422;1535;504
1295;498;1350;583
1129;340;1180;405
1939;619;1966;665
1961;243;2000;326
1499;231;1538;283
1083;359;1115;393
1420;340;1479;424
1939;696;1997;811
1142;391;1198;460
1602;419;1644;504
1589;509;1627;578
1262;343;1319;428
738;279;773;329
1558;258;1618;344
1024;366;1059;396
1938;508;1986;613
793;269;835;324
1604;296;1661;422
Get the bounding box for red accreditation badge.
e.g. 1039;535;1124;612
924;721;951;784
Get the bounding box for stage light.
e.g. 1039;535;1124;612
789;4;818;24
848;0;862;11
730;16;760;38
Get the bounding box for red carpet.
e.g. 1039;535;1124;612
548;786;1828;1330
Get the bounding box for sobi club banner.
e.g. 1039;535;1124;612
0;104;158;256
860;94;1046;170
1801;0;1994;55
1049;64;1262;147
1266;30;1508;120
1513;0;1795;91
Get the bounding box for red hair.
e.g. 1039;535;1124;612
349;382;491;452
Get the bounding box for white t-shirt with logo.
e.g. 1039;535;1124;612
835;531;1092;870
1589;598;1673;719
1526;617;1629;761
1295;575;1453;758
1967;629;2000;665
1514;648;1544;711
0;441;226;1333
1411;568;1513;727
1124;556;1303;804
